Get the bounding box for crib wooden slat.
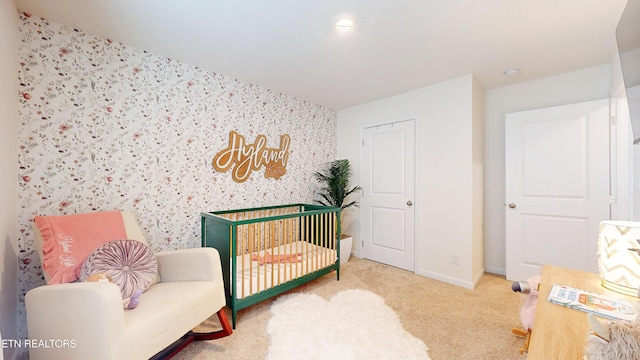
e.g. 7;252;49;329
289;218;294;279
308;215;311;274
270;219;274;288
322;213;326;268
250;223;255;296
332;213;337;263
256;220;263;294
239;225;245;300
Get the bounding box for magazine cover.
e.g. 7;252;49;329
547;284;639;321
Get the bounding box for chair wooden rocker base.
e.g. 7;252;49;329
150;309;233;360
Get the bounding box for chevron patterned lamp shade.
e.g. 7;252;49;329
598;220;640;297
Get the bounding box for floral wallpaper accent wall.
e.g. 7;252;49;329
16;12;336;336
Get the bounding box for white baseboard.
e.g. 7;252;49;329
472;269;485;288
485;266;506;276
415;269;483;290
351;254;489;290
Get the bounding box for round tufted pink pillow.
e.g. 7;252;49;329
80;239;157;298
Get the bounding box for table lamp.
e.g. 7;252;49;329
598;220;640;297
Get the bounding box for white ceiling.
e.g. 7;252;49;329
14;0;628;110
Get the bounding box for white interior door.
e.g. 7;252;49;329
505;99;610;281
361;119;415;271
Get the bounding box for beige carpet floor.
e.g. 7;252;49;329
172;257;526;360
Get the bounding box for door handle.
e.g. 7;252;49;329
508;203;516;209
407;201;413;206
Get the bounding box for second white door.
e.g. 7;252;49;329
505;99;610;280
361;119;415;271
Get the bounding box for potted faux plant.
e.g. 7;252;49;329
314;159;361;264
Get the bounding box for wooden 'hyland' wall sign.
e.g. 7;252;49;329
213;130;290;183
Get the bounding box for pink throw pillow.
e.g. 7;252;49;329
34;211;127;284
79;239;158;298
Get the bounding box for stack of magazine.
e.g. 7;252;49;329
547;284;639;321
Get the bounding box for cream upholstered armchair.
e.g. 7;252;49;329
25;210;231;360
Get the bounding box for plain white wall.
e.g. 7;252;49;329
472;77;486;279
484;64;611;275
0;0;18;358
337;74;484;288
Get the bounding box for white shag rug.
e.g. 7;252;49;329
266;289;431;360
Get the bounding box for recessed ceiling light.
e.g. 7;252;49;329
336;18;355;30
504;68;521;77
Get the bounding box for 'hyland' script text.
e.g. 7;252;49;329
213;131;290;183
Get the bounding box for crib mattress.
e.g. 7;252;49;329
232;240;337;299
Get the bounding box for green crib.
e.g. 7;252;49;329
201;204;341;328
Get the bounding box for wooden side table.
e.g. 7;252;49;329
527;265;638;359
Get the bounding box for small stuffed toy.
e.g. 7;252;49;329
251;252;303;265
511;275;541;354
84;273;142;309
585;313;640;360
